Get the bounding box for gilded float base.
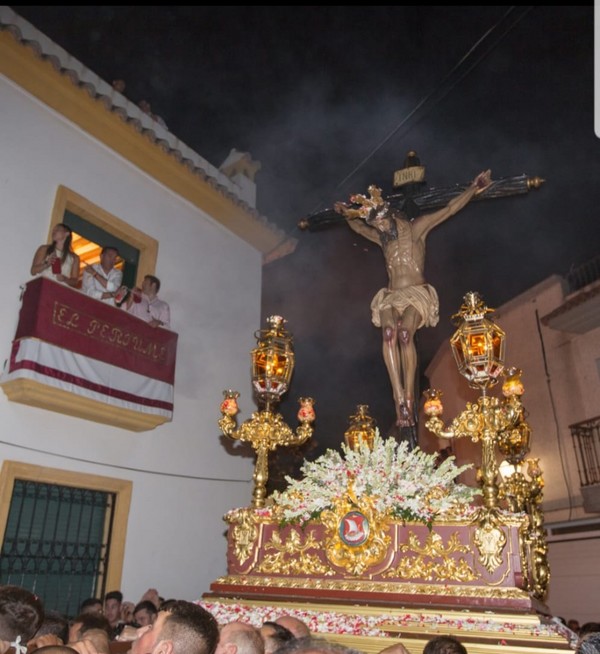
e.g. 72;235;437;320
208;573;545;614
198;596;573;654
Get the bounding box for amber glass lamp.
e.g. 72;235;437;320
251;315;295;403
450;291;506;389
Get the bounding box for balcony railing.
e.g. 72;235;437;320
570;415;600;487
566;255;600;294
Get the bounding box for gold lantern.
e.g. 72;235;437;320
218;316;315;508
450;291;506;389
251;315;295;403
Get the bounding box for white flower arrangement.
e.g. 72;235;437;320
271;431;481;527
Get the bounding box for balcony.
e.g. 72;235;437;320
0;277;178;431
570;415;600;512
541;255;600;333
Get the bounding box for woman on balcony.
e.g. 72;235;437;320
30;223;80;288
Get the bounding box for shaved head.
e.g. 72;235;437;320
274;616;310;639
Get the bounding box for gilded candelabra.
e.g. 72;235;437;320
423;292;549;600
218;316;315;508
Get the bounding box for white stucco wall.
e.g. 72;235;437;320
0;73;263;602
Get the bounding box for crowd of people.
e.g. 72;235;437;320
30;224;170;329
0;585;598;654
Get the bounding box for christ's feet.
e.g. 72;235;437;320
396;402;415;427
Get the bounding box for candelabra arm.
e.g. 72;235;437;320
501;393;525;424
218;399;315;509
219;413;238;438
424;415;457;440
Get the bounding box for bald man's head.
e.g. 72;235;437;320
274;616;310;639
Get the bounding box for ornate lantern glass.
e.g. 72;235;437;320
251;315;295;401
450;291;506;388
344;404;377;451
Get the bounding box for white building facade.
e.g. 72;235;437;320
0;7;294;610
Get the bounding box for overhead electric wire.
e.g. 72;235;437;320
302;5;534;219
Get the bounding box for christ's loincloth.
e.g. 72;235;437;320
370;284;440;328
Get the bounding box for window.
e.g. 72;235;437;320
50;185;158;286
0;461;132;617
66;214;135;290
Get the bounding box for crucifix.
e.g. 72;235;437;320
299;152;544;448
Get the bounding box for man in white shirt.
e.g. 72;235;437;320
125;274;170;329
82;246;123;304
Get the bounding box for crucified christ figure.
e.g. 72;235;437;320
334;169;492;430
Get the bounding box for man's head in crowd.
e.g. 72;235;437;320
79;598;103;616
68;613;111;644
103;591;123;628
132;601;219;654
32;609;70;643
265;637;362;654
0;585;45;642
422;635;468;654
274;616;310;639
260;622;293;654
134;601;158;627
215;621;264;654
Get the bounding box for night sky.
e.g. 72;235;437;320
10;6;600;460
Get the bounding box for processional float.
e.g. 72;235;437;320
202;298;573;654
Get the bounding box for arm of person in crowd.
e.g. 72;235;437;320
120;601;135;624
69;638;102;654
27;634;64;651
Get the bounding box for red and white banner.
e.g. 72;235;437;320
6;338;173;416
2;278;177;420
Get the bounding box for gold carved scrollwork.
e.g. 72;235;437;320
226;508;260;566
320;485;391;576
256;528;334;576
474;514;507;573
213;574;530;600
499;458;550;601
383;531;478;581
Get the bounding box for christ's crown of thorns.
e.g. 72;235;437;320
334;184;389;219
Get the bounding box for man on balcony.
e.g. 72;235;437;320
82;246;123;304
125;274;171;329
